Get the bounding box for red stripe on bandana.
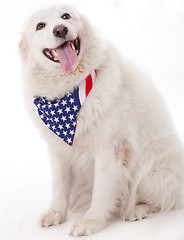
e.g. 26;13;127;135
85;74;93;97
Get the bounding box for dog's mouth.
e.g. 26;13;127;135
43;37;80;72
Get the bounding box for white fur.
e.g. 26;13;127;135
19;5;184;236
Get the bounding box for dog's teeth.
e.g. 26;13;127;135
70;43;76;52
52;49;58;57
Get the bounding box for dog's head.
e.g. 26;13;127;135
19;5;104;98
20;6;92;71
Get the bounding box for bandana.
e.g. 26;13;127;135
34;70;97;146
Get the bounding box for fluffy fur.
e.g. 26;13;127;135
19;5;184;236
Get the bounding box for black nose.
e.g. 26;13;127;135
53;25;68;38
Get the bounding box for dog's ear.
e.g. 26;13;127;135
19;33;28;60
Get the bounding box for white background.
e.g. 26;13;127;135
0;0;184;239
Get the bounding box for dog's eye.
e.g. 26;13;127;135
61;13;71;20
36;22;46;31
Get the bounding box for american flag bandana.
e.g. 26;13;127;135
34;70;97;146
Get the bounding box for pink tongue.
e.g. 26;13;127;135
56;42;78;72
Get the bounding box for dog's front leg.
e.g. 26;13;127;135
40;151;70;227
69;150;122;236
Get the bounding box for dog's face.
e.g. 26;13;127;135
20;5;96;73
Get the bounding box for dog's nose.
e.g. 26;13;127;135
53;25;68;38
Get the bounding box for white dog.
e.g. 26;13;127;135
19;5;184;236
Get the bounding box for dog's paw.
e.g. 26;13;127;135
124;204;150;221
40;210;65;227
68;218;104;236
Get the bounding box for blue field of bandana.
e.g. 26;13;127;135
34;88;81;146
